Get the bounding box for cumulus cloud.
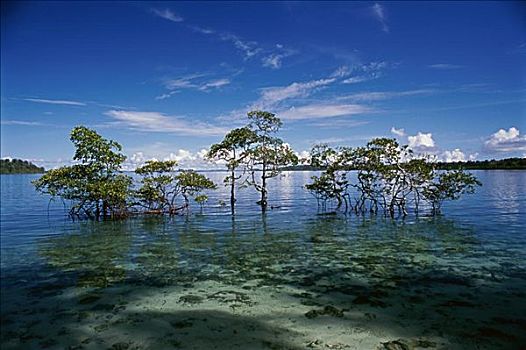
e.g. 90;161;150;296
440;149;478;163
105;110;228;136
485;127;526;152
390;127;406;137
441;149;466;162
123;149;213;171
408;132;436;152
151;8;183;22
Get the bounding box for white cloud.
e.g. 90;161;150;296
428;63;463;69
159;74;231;98
341;61;387;84
390;127;406;137
24;98;86;106
440;149;478;163
342;76;371;84
220;33;261;59
1;120;43;126
442;149;466;162
331;66;352;78
189;25;214;34
105;110;228;136
408;132;436;151
311;119;369;129
372;3;389;33
151;8;183;22
255;78;336;110
485;127;526;152
261;46;297;69
279;103;371;120
198;78;231;91
343;89;435;102
262;54;284;69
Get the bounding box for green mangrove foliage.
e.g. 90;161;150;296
175;170;217;211
208;110;298;213
33;127;217;218
244;111;298;212
33;126;132;219
206;127;256;213
134;160;179;213
306;138;481;216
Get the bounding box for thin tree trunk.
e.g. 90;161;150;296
230;169;236;215
261;163;267;213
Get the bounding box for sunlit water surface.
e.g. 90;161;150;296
1;171;525;350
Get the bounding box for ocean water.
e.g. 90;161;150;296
1;171;525;349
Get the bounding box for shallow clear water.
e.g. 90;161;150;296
1;171;525;349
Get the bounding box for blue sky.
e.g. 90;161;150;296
1;1;525;169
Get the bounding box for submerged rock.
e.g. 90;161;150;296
379;339;437;350
352;295;388;308
78;294;101;305
178;294;204;305
305;305;345;319
111;342;130;350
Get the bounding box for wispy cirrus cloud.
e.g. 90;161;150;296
428;63;463;69
311;119;370;129
0;120;43;126
220;33;262;59
151;8;183;22
261;44;297;69
340;89;435;102
372;3;389;33
279;103;372;120
105;110;228;136
157;73;232;100
254;78;336;109
341;61;388;84
24;98;86;106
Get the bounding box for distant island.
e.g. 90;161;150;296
281;157;526;171
0;159;45;174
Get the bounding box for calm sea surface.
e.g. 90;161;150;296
1;171;525;349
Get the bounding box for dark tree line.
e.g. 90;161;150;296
0;159;45;174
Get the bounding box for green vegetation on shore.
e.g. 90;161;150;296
282;157;526;171
436;158;526;170
0;158;45;174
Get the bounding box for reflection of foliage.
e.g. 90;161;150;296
39;222;132;288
